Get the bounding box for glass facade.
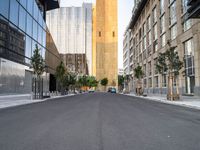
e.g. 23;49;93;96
0;0;60;95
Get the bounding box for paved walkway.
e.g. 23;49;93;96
126;93;200;110
0;94;75;109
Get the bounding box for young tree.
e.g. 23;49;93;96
55;61;66;94
165;47;183;100
134;65;144;95
156;53;167;95
31;44;45;78
87;76;98;88
156;43;183;100
31;44;45;99
118;75;124;92
100;78;108;91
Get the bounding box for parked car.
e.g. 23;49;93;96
108;87;117;93
110;88;117;93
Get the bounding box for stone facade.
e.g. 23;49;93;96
93;0;118;90
125;0;200;96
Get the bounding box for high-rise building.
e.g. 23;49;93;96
93;0;118;89
125;0;200;96
0;0;61;95
46;3;93;75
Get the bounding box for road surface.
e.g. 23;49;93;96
0;93;200;150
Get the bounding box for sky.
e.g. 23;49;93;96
60;0;133;69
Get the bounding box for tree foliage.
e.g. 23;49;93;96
134;65;144;79
31;44;45;78
100;78;108;87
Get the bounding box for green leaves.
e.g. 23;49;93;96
31;44;45;78
55;61;66;84
134;65;144;79
118;75;124;87
156;46;183;76
100;78;108;86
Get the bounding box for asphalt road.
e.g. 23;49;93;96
0;93;200;150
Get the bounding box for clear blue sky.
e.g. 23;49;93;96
60;0;133;69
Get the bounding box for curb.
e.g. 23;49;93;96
124;94;200;110
0;94;78;110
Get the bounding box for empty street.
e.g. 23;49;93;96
0;93;200;150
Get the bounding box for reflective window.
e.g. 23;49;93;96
19;6;26;32
0;0;9;18
27;0;33;16
32;40;36;56
9;0;19;26
38;26;43;44
42;30;46;47
33;1;39;20
38;13;43;26
25;36;32;58
33;20;38;40
26;14;32;36
169;1;177;25
20;0;27;9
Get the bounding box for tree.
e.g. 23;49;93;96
100;78;108;91
55;61;66;94
156;43;183;100
87;76;98;88
31;44;45;99
31;44;45;78
118;75;124;86
156;53;167;94
134;65;144;95
67;72;77;93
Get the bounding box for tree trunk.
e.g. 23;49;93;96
160;75;163;95
176;76;180;100
167;73;173;101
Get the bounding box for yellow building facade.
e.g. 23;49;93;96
92;0;118;90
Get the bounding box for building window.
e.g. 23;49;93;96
162;74;167;87
0;0;9;18
19;6;26;32
154;76;159;87
182;0;188;14
148;30;152;46
148;77;152;88
9;0;19;26
143;22;146;36
169;1;177;25
152;7;157;24
99;31;101;37
113;31;115;37
148;61;152;76
170;24;177;40
184;39;195;94
153;23;158;40
161;34;166;47
153;40;158;52
160;0;165;14
183;19;192;32
147;16;151;31
160;15;165;34
143;36;147;50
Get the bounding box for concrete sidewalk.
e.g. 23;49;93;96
0;94;76;110
125;93;200;110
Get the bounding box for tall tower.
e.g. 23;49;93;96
93;0;118;89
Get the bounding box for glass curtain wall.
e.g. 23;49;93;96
0;0;60;94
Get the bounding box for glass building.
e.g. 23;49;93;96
0;0;60;95
46;3;93;75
